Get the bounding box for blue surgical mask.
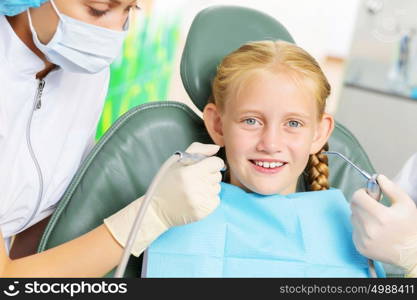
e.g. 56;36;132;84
27;0;129;74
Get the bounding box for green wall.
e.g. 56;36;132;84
96;13;181;139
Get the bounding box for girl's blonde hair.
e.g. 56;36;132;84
209;40;331;191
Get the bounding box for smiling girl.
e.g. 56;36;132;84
204;40;333;196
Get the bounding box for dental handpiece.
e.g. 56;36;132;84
175;151;208;165
175;151;227;171
114;150;225;277
323;151;381;278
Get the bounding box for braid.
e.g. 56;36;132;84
306;143;330;191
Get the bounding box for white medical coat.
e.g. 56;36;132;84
0;15;110;241
394;152;417;204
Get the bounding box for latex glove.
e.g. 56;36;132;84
351;175;417;277
104;142;224;257
0;0;48;16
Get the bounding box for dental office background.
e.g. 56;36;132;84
99;0;417;179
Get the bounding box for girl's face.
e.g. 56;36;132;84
204;70;334;195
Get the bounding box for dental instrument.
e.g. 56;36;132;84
114;151;225;277
323;150;382;277
323;151;381;201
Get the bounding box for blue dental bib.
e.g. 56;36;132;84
144;183;385;277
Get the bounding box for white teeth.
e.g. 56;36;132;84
254;161;284;168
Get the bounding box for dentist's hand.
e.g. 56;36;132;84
104;142;224;256
351;175;417;277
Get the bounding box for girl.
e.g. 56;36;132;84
205;40;333;196
140;40;385;277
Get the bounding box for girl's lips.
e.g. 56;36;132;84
249;160;287;174
250;158;287;163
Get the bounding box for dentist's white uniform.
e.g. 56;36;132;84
0;15;109;248
394;152;417;204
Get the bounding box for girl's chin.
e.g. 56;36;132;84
241;182;288;195
230;172;296;195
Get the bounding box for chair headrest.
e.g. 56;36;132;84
180;5;295;111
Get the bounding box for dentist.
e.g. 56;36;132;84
1;0;136;258
0;0;224;274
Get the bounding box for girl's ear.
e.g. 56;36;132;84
203;103;225;146
310;113;334;154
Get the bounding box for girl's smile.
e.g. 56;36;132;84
250;158;288;174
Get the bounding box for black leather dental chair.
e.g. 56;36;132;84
38;5;400;277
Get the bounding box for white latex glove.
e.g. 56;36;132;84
104;142;224;257
351;175;417;277
394;152;417;204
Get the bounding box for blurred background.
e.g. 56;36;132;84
98;0;417;179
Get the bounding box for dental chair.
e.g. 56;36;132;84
38;5;400;277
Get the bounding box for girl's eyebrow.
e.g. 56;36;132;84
237;109;311;119
237;109;263;115
284;112;312;119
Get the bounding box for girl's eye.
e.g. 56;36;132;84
88;7;109;17
288;120;301;128
244;118;258;126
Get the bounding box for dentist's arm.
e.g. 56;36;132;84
0;142;224;277
104;142;224;256
0;225;124;277
351;175;417;277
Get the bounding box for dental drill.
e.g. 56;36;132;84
114;151;224;278
323;151;382;277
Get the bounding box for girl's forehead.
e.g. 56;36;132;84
226;70;316;112
233;69;308;98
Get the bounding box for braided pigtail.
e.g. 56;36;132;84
306;143;330;191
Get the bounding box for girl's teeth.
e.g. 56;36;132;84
255;161;284;168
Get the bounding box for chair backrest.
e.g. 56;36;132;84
180;5;294;111
38;5;398;277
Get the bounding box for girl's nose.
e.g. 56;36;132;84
256;126;284;154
